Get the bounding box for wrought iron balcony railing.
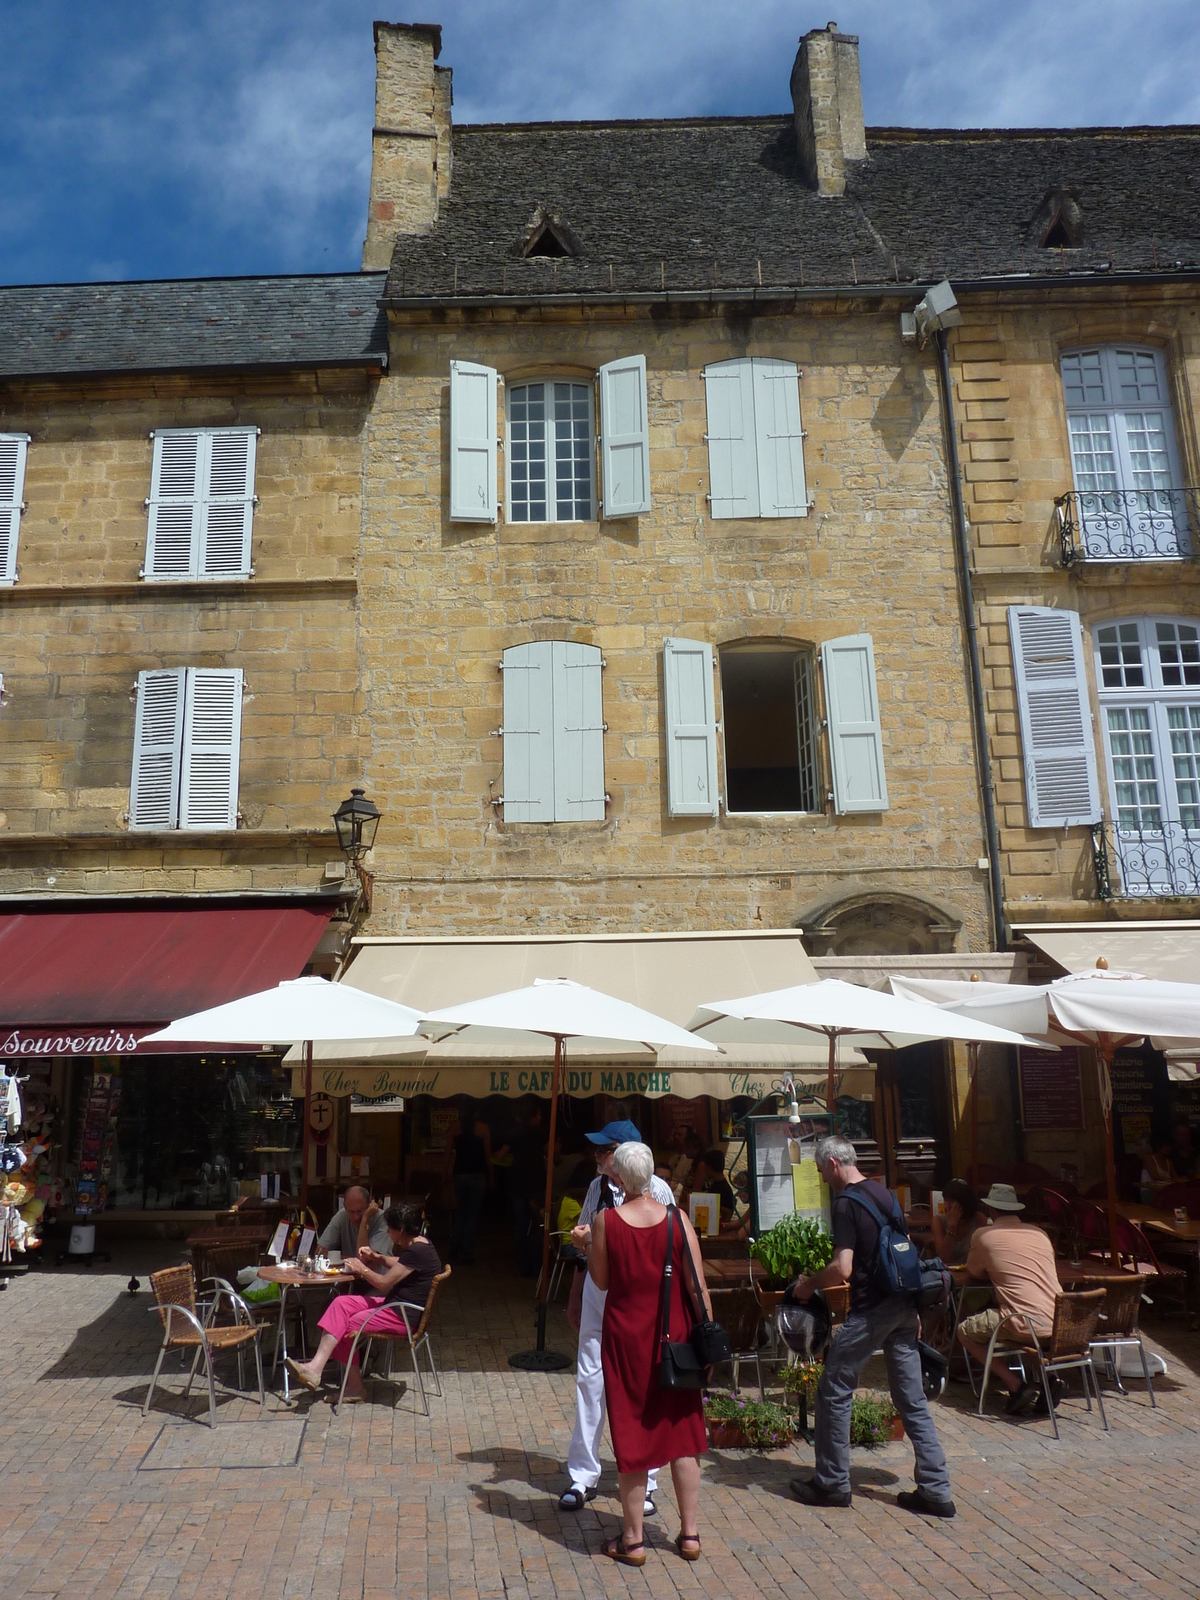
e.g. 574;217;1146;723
1092;817;1200;900
1056;488;1198;565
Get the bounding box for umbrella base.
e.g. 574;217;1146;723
509;1348;573;1372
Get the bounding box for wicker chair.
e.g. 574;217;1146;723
1089;1274;1155;1407
143;1264;265;1429
978;1290;1108;1439
333;1264;452;1415
707;1286;766;1398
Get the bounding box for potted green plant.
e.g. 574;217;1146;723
782;1364;902;1444
704;1393;795;1450
749;1214;833;1309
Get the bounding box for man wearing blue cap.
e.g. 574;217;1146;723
558;1119;675;1515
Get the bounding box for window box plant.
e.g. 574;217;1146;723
703;1393;795;1450
749;1214;833;1309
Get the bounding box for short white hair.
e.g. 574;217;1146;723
612;1141;655;1196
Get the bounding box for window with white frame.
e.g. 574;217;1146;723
1095;616;1200;893
507;380;593;522
448;358;650;525
1060;346;1189;559
500;641;605;821
662;635;887;818
129;667;243;830
0;434;30;586
144;426;258;580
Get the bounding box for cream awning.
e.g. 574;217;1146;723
1014;921;1200;984
285;931;870;1097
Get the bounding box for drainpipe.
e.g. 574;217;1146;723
934;328;1008;950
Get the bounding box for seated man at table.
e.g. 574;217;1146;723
320;1185;392;1260
956;1181;1059;1415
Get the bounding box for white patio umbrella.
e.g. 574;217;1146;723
144;976;425;1209
689;978;1036;1115
890;961;1200;1259
422;978;719;1369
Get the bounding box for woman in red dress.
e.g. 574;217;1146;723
589;1141;710;1566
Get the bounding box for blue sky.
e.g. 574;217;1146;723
3;1;1198;285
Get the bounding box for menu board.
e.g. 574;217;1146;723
750;1117;797;1234
1111;1042;1168;1156
1018;1046;1083;1132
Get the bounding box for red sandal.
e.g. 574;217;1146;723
601;1537;646;1568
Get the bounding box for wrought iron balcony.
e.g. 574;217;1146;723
1056;488;1198;565
1092;817;1200;900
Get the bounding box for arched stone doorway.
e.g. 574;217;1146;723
799;893;962;1192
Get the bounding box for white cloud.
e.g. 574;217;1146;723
1;0;1198;281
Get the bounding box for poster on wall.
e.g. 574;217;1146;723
1018;1046;1083;1132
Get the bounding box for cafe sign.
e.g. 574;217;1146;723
289;1062;873;1102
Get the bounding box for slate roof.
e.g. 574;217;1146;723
0;273;389;381
382;118;1200;302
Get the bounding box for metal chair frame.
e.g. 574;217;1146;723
1088;1275;1156;1407
333;1265;451;1416
978;1292;1108;1439
143;1267;265;1429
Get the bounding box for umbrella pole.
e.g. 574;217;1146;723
969;1042;980;1192
1098;1036;1121;1264
825;1031;837;1120
508;1034;572;1372
301;1040;312;1215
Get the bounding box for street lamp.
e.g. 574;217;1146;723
332;788;382;914
332;787;381;861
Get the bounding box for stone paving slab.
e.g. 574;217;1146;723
2;1236;1200;1599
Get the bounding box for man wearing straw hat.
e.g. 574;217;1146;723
557;1120;674;1515
957;1181;1060;1416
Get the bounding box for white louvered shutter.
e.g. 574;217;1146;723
820;634;889;813
146;431;203;578
552;642;606;822
201;429;256;577
598;354;651;517
130;669;186;829
752;359;808;517
703;359;759;519
502;642;555;821
450;361;498;522
1007;606;1101;827
0;434;29;585
663;638;718;817
179;668;243;830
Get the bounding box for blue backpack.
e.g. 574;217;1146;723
840;1186;926;1299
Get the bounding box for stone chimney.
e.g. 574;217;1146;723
362;22;453;270
789;22;865;197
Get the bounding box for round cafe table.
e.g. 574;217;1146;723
257;1263;355;1400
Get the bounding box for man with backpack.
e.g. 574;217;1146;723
788;1136;956;1518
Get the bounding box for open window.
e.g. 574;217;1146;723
718;644;820;814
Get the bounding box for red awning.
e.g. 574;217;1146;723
0;905;334;1026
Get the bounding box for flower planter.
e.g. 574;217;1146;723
706;1419;794;1450
756;1289;785;1314
888;1413;905;1441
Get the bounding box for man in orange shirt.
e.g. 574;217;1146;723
957;1182;1060;1415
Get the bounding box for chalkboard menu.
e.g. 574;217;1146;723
1110;1042;1169;1157
1018;1046;1083;1132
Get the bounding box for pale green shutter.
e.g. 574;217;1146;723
553;642;606;821
179;668;243;830
599;354;650;517
751;359;808;517
450;361;498;522
130;669;186;829
821;634;889;813
0;434;29;585
1008;606;1101;827
502;642;555;821
663;638;718;817
201;428;256;577
704;359;759;518
146;430;203;578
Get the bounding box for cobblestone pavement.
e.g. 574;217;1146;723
2;1236;1200;1600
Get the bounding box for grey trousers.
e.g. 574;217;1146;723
813;1297;952;1502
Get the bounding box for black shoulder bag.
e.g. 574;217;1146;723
657;1207;732;1390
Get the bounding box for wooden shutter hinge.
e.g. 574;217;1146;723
490;727;503;737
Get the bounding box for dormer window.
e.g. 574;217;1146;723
1030;185;1084;250
517;206;579;260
